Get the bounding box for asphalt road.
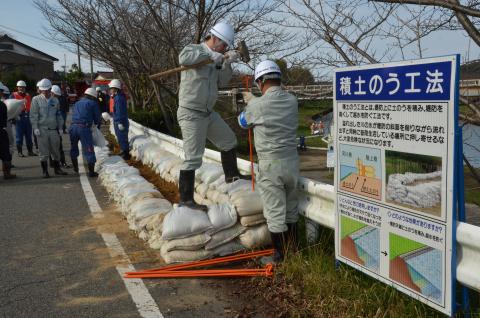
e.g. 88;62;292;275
0;128;265;318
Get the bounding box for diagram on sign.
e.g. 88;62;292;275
386;151;442;217
340;216;380;272
339;144;382;200
389;233;443;303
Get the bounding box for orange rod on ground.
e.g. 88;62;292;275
125;249;274;275
125;265;274;278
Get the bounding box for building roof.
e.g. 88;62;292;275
0;34;58;62
460;59;480;80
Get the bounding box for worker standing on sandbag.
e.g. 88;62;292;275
108;79;130;160
69;87;101;177
12;80;36;157
237;60;299;265
177;21;250;212
30;79;67;178
0;85;16;180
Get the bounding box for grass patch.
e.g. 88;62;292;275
254;221;446;318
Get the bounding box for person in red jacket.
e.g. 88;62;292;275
12;80;36;157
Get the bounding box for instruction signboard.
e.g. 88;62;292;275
333;55;459;315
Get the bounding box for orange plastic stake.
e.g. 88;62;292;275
124;249;275;279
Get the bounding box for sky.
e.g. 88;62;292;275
2;0;480;76
1;0;111;73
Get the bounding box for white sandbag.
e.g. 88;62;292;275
162;205;213;240
211;177;226;191
143;144;165;166
155;157;182;176
169;163;182;183
196;183;209;198
122;188;162;210
5;99;24;120
217;179;251;195
160;245;213;264
205;189;230;204
129;198;172;222
137;212;166;232
240;213;266;227
162;233;211;252
197;163;223;184
230;191;264;216
194;192;212;206
92;127;106;147
205;223;246;250
211;239;245;257
138;230;149;241
239;224;271;249
207;203;237;234
148;233;164;250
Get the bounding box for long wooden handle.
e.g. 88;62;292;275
149;59;213;80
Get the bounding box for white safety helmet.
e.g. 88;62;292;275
209;22;234;48
108;79;122;90
96;87;101;92
3;85;10;95
16;80;27;87
84;87;97;97
51;85;62;96
38;78;52;91
0;82;4;92
254;60;282;81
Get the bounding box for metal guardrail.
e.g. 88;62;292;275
126;119;480;294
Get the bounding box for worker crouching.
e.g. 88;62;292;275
238;60;299;264
30;79;67;178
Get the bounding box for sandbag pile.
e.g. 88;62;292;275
160;203;247;263
93;131;272;264
94;144;172;250
386;171;442;208
128;134;273;262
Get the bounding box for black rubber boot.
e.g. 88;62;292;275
60;154;70;168
178;170;208;212
17;145;25;157
88;163;98;178
53;160;68;175
220;148;252;183
2;162;16;180
71;158;79;174
41;161;50;178
121;150;131;161
286;223;299;251
27;145;37;156
260;231;287;266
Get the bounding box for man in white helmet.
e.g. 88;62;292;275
237;60;299;264
0;84;16;179
12;80;36;157
30;79;66;178
69;87;101;177
108;79;130;160
177;21;249;211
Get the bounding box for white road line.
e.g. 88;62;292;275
77;151;164;318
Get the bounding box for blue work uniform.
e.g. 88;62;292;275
111;92;129;152
12;92;33;150
69;97;101;164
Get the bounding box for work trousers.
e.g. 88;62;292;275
15;113;33;148
113;121;129;153
177;107;237;170
69;124;96;164
37;128;60;162
257;156;300;233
